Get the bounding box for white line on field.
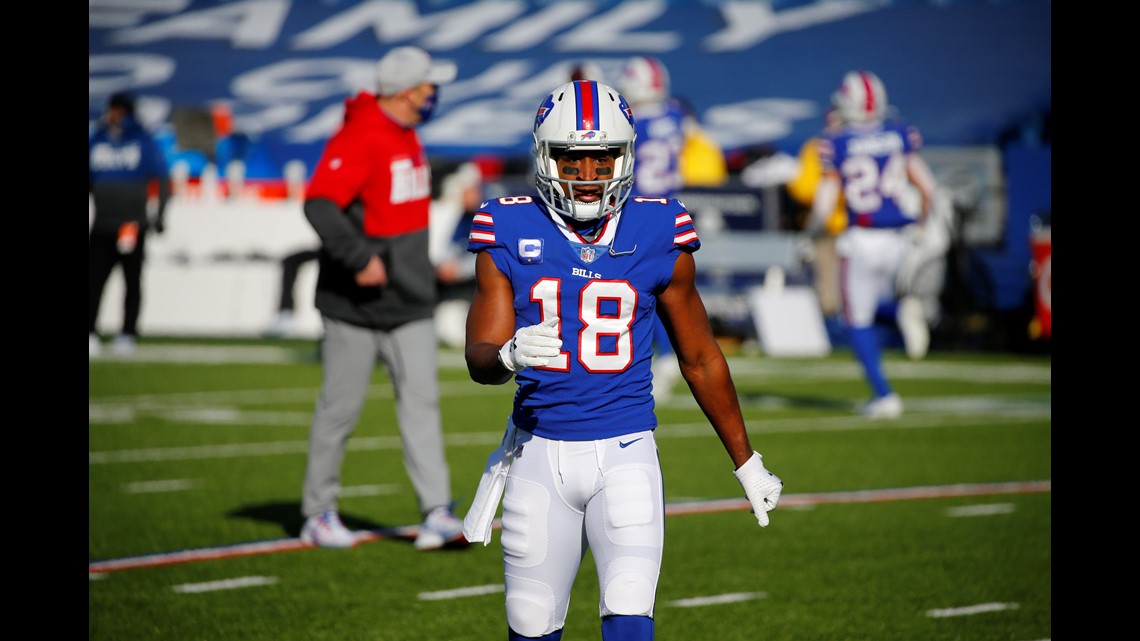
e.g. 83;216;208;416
946;503;1016;517
926;602;1019;617
340;484;402;497
123;479;200;494
89;410;1048;464
667;592;766;607
418;584;504;600
171;575;279;593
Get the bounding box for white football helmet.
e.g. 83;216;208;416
532;80;637;222
617;55;670;106
831;70;888;125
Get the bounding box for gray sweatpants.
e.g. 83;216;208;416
302;315;452;519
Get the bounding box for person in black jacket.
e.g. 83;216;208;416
89;91;170;357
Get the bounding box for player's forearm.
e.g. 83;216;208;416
683;359;754;467
465;341;513;385
809;176;840;233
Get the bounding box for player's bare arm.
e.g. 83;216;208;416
465;251;518;385
906;152;937;222
656;251;754;469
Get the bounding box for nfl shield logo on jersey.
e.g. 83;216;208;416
579;245;598;264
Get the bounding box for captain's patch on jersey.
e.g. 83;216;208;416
518;238;544;264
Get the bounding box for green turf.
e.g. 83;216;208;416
90;340;1050;641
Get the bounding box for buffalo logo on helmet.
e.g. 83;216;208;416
534;95;555;130
618;96;635;126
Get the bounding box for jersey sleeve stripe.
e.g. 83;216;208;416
675;213;693;226
674;230;699;245
473;213;494;225
469;230;496;244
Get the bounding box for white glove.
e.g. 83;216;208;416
498;317;562;372
733;451;783;527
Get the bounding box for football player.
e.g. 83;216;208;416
616;55;709;404
461;80;783;641
810;70;938;418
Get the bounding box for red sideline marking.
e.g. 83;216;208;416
89;481;1049;575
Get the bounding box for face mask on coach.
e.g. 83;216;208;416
417;85;440;123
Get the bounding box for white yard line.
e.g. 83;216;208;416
926;602;1020;617
418;584;504;601
946;503;1016;517
171;576;279;593
666;592;766;607
123;479;200;494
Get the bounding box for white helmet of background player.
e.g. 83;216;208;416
831;70;888;125
617;55;670;106
532;80;637;222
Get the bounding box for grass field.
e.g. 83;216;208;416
89;339;1051;641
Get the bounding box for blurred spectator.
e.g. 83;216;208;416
89;91;171;357
265;247;321;339
429;161;484;349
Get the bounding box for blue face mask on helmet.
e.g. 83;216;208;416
417;85;440;123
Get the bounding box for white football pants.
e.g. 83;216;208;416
837;226;912;327
500;429;664;638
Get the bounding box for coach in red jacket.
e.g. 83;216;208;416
299;46;465;551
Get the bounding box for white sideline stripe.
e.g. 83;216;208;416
340;484;401;497
418;584;504;601
946;503;1015;517
926;602;1019;617
88;480;1050;575
172;575;279;593
667;592;766;607
89;410;1048;464
123;479;200;494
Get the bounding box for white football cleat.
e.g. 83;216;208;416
89;333;102;358
300;511;357;548
414;506;465;551
897;297;929;360
112;334;137;356
265;310;296;338
861;393;903;419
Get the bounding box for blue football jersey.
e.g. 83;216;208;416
818;119;924;229
631;98;686;199
468;195;700;440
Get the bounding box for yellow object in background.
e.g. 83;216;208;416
785;137;846;235
680;126;728;187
